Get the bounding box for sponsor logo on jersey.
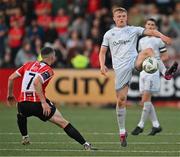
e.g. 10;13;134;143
113;39;130;46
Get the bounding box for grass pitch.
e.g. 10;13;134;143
0;103;179;156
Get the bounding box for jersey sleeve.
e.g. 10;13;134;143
138;40;142;52
39;68;54;83
136;26;145;36
101;32;109;47
16;64;26;76
159;39;167;53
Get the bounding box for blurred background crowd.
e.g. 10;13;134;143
0;0;180;69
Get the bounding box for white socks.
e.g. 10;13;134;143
138;102;151;128
138;102;160;128
116;106;126;135
149;104;160;128
22;135;29;139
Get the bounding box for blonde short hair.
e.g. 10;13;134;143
112;7;127;15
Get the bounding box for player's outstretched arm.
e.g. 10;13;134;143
7;72;20;106
143;29;172;45
34;76;51;116
99;46;108;76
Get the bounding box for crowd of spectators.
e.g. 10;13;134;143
0;0;180;69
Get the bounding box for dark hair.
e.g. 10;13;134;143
146;18;157;26
41;47;55;56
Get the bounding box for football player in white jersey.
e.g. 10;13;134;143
131;19;178;136
99;7;172;147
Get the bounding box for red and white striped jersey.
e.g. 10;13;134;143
16;61;54;102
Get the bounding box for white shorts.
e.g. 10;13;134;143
114;57;136;91
139;70;160;94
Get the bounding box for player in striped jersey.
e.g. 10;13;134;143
7;47;91;150
131;19;178;136
99;7;172;147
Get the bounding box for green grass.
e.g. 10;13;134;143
0;104;179;156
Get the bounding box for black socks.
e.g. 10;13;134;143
17;113;27;136
64;123;86;145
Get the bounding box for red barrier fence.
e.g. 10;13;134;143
0;69;22;102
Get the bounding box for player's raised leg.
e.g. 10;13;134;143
49;109;91;150
135;48;154;71
116;85;128;147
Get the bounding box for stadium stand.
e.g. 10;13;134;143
0;0;179;68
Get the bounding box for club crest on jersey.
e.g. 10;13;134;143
41;71;51;81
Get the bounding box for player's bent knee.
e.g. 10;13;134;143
59;118;69;128
141;95;151;104
52;115;69;128
144;48;153;56
17;113;27;124
17;113;25;119
146;48;153;52
117;97;126;107
140;101;146;107
140;100;145;106
140;98;147;104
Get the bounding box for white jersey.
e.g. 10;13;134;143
138;36;167;93
102;25;144;70
138;36;167;76
138;36;166;60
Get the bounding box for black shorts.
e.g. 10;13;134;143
17;99;56;121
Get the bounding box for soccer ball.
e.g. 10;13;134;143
142;57;159;74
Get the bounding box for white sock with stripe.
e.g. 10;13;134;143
138;102;151;128
149;103;160;128
116;106;126;135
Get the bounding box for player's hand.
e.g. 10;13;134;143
161;35;172;45
41;102;51;116
100;65;108;76
7;95;17;106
